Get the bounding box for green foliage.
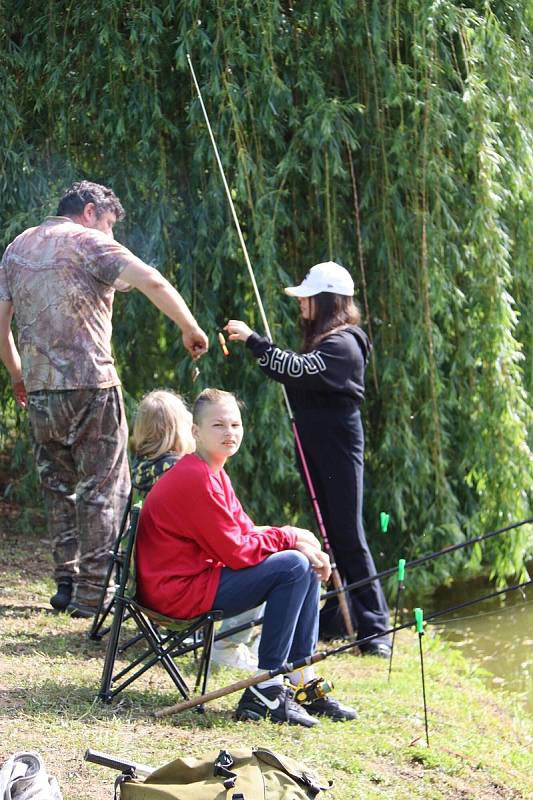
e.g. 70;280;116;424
0;1;531;592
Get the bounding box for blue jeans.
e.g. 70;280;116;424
213;550;320;670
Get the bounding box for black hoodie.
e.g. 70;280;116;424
246;325;371;412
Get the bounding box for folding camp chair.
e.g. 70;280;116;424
88;491;133;642
98;503;222;704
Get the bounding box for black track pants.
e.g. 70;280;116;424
294;406;390;644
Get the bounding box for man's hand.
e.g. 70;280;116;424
225;320;254;342
12;379;27;408
0;301;26;405
182;325;209;360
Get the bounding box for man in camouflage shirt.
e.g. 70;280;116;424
0;181;208;616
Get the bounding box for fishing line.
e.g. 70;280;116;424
424;580;532;624
186;54;532;637
430;595;533;626
187;53;355;638
322;516;533;601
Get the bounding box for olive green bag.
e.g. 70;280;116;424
119;747;331;800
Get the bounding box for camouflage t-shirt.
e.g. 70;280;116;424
0;216;144;391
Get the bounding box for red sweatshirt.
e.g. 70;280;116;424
135;453;298;618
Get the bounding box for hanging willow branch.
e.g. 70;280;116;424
346;143;378;395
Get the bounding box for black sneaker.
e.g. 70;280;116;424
50;579;73;611
235;684;318;727
303;695;357;722
360;642;391;658
67;600;98;619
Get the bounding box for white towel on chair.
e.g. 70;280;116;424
0;752;62;800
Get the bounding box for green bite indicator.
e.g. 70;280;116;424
388;557;407;682
414;606;430;746
414;607;424;635
380;512;390;533
398;558;406;582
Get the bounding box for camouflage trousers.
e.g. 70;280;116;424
27;387;131;605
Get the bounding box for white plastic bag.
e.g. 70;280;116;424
0;752;62;800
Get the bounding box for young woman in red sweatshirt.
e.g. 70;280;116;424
135;387;357;725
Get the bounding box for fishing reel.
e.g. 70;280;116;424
293;677;333;705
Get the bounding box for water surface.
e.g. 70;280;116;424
426;577;532;713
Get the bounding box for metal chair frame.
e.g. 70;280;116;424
88;490;133;642
98;504;222;705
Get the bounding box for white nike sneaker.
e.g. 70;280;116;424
235;684;318;726
212;642;258;671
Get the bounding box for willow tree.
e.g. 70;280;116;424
0;1;531;592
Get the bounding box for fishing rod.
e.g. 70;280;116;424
151;515;533;663
322;515;533;601
187;53;355;639
153;578;531;718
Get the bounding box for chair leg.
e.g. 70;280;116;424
194;619;215;695
89;494;131;641
98;596;128;702
88;595;116;641
130;609;191;700
88;552;120;640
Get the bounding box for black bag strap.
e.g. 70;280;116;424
114;772;133;800
213;750;239;792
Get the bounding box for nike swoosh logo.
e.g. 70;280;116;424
250;687;280;711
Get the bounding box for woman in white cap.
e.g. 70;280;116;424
225;261;391;655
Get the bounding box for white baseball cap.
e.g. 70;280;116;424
284;261;355;297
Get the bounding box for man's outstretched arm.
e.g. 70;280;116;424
0;300;27;407
116;259;208;360
81;230;209;359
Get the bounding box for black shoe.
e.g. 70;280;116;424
303;695;357;721
67;600;98;619
319;631;351;643
360;642;391;658
235;684;318;727
50;579;73;611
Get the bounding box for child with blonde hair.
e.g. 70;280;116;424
131;390;195;495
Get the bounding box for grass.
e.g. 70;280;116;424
0;507;531;800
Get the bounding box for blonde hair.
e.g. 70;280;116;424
132;390;195;460
192;388;241;424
